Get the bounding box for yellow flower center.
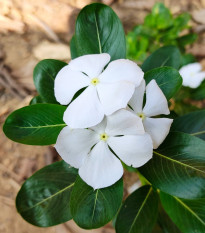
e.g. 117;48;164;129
137;112;146;120
100;133;108;141
91;78;100;86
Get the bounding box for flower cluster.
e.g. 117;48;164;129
54;53;173;189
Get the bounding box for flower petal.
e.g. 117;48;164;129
99;59;143;86
143;117;173;149
184;72;205;88
179;63;202;77
68;53;110;78
54;65;89;105
129;79;145;113
79;141;123;189
105;109;144;136
63;86;104;128
108;134;153;168
55;126;98;168
97;81;135;115
143;80;170;117
90;117;107;134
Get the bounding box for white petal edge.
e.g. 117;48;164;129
54;65;89;105
68;53;110;78
99;59;144;86
97;81;135;115
183;72;205;88
55;126;98;168
143;80;170;117
129;79;145;113
63;86;104;128
105;109;144;136
143;117;173;149
79;141;123;189
108;134;153;168
179;62;202;78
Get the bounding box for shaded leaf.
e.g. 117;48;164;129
115;185;158;233
171;110;205;140
29;95;45;105
16;161;78;227
70;176;123;229
160;192;205;233
144;67;182;100
142;46;181;72
139;132;205;199
33;59;67;104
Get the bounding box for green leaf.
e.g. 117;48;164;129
174;13;190;30
70;35;78;59
177;33;197;47
33;59;67;104
180;53;196;67
16;161;78;227
70;176;123;229
157;204;182;233
29;95;45;105
151;3;173;30
144;67;182;100
115;185;159;233
142;46;181;72
171;110;205;140
75;3;126;61
139;132;205;199
160;192;205;233
191;80;205;100
3;104;66;145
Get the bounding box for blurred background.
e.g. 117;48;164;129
0;0;205;232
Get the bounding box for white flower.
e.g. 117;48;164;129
179;62;205;88
54;53;143;129
55;109;153;189
129;79;173;149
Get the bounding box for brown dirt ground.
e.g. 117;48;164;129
0;0;205;232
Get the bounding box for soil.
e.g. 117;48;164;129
0;0;204;232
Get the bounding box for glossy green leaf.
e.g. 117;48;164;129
171;110;205;140
115;185;158;233
29;95;45;105
144;67;182;100
157;204;182;233
33;59;67;104
160;192;205;233
16;161;77;227
70;176;123;229
191;80;205;100
70;35;78;59
142;46;181;72
75;3;126;61
139;132;205;199
3;104;66;145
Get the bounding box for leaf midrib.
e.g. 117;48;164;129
19;183;74;213
191;130;205;136
94;13;102;54
174;196;205;226
12;124;66;129
154;151;205;175
128;187;152;233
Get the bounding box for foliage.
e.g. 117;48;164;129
126;3;197;63
2;2;205;233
